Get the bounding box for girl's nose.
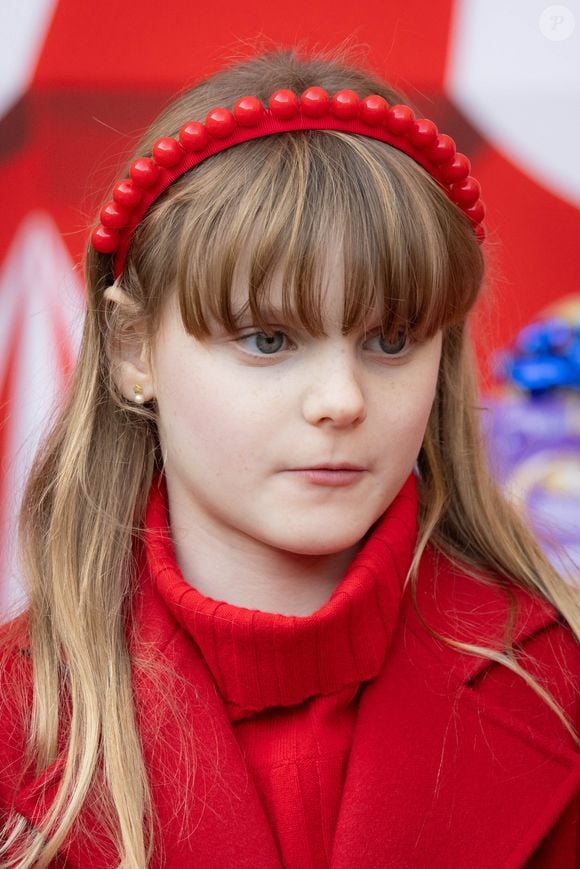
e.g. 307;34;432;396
301;348;367;428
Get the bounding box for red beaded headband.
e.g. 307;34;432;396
91;87;485;278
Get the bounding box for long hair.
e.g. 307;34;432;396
1;45;578;867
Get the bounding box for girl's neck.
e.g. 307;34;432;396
164;483;362;617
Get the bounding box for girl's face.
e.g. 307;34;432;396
150;258;442;556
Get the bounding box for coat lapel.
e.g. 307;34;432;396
134;631;282;868
330;550;580;868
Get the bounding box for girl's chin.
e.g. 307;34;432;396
267;530;369;558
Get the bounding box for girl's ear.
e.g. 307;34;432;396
103;284;155;404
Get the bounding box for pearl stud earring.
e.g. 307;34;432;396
133;384;144;403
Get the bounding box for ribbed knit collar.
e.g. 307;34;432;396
144;474;419;721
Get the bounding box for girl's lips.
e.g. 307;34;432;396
284;469;366;486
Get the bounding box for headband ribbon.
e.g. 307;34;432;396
91;87;485;278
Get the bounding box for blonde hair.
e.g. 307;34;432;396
1;45;578;868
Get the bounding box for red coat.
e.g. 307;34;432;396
1;542;578;866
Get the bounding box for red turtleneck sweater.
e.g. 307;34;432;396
145;473;419;868
1;472;576;867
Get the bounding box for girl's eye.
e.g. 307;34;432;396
365;330;410;356
237;330;290;355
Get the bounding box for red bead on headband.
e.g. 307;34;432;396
91;87;485;278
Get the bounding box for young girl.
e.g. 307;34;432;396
1;46;578;869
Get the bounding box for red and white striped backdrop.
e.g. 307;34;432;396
1;0;579;614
